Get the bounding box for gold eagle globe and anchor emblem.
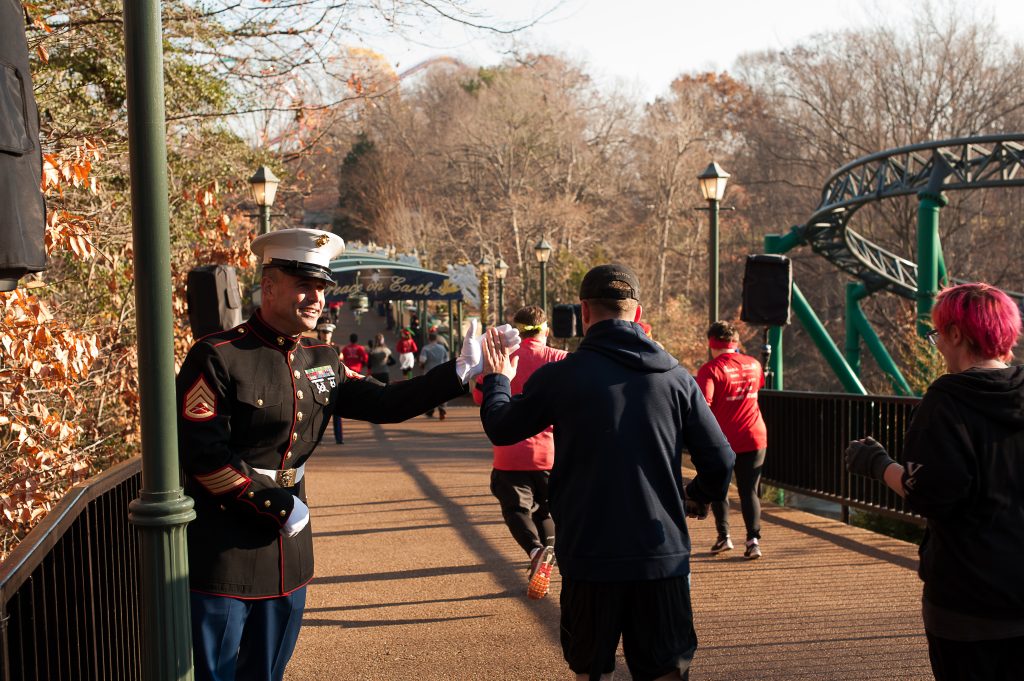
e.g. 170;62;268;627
314;234;332;247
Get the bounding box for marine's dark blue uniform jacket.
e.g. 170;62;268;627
176;311;465;598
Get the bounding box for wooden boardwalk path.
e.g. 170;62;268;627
285;408;932;680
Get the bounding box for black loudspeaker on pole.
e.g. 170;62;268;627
740;254;792;390
551;304;582;339
740;255;793;327
186;265;244;338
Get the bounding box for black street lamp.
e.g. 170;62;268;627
248;165;280;235
534;237;552;313
697;162;730;327
494;257;508;323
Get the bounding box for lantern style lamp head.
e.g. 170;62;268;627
697;161;730;202
534;237;552;264
477;253;492;273
494;257;509;280
249;165;281;208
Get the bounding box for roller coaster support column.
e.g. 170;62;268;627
122;0;196;677
844;282;862;377
917;171;949;337
791;283;867;394
846;282;914;396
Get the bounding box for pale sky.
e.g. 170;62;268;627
360;0;1024;101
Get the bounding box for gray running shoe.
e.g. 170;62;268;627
710;536;733;554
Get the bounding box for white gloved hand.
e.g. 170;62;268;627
455;319;482;382
282;496;310;538
493;323;521;356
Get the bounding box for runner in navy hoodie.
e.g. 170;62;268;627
479;263;735;681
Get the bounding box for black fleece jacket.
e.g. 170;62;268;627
902;365;1024;618
480;319;735;581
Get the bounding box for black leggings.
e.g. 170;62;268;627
711;448;766;541
489;469;554;556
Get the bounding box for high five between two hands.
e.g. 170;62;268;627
455;319;521;382
482;326;520;382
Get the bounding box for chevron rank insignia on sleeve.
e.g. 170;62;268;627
183;375;217;421
194;466;249;495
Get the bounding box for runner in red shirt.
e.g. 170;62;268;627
341;333;369;374
695;321;767;560
472;306;568;598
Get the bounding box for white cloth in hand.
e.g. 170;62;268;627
493;323;521;356
455;321;522;381
282;496;310;537
455;319;482;382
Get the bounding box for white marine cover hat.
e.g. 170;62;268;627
251;228;345;283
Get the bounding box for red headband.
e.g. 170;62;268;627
708;338;739;349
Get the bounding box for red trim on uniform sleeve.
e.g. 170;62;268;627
235;482;287;527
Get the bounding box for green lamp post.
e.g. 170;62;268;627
494;257;508;324
534;237;552;314
697;161;730;327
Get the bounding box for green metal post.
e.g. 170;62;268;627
762;229;805;390
122;0;196;679
917;191;948;337
767;326;783;390
845;282;863;377
259;204;271;235
847;283;914;396
708;199;720;327
791;283;867;394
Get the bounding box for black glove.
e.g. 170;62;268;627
684;498;709;520
844;436;896;481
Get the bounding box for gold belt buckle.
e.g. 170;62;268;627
276;469;297;487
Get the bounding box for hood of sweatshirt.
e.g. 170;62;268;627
928;364;1024;428
577;319;679;373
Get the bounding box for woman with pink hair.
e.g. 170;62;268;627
845;283;1024;680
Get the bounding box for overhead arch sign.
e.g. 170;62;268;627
327;259;465;301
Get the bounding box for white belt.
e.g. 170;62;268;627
253;464;305;487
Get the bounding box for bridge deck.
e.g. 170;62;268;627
285;409;931;680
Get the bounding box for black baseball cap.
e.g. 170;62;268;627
579;263;641;301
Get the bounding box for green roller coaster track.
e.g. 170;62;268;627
764;133;1024;395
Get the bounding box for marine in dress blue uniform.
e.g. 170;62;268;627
176;229;469;681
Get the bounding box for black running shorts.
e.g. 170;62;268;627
559;574;696;681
